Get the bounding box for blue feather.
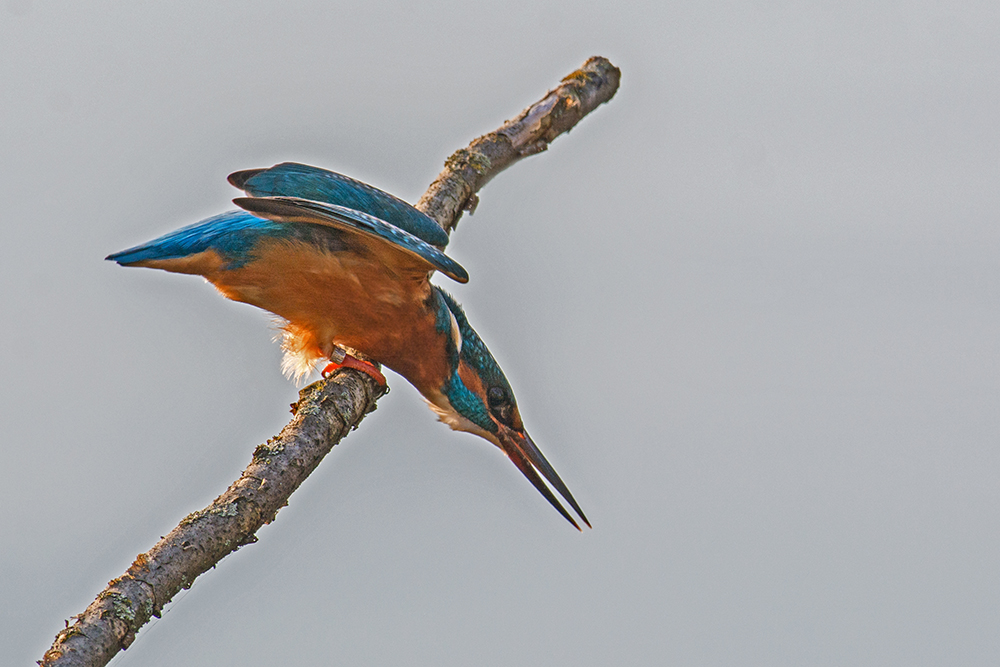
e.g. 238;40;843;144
443;369;496;433
233;196;469;283
438;289;512;398
229;162;451;248
105;210;284;269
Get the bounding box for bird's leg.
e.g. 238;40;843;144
322;346;387;387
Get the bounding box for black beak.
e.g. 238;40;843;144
496;427;590;530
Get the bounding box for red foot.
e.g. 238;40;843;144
322;354;387;387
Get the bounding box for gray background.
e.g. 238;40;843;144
4;1;999;665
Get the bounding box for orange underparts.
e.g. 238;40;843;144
322;354;387;387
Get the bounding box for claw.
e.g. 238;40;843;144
322;353;387;387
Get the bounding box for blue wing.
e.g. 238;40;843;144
232;196;469;283
106;210;286;269
228;162;451;249
105;209;397;275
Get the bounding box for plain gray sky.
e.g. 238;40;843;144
4;1;1000;665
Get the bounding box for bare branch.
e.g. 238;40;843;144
418;56;621;233
40;373;385;666
40;55;619;667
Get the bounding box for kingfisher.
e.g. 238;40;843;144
107;162;589;529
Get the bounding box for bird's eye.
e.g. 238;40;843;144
487;386;506;407
487;386;515;426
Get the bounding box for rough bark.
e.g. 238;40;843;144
418;56;621;232
40;374;385;666
40;55;619;667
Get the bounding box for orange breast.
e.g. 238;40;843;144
203;236;451;396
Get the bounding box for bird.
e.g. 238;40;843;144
107;162;589;530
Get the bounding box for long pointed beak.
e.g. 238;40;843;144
496;427;590;530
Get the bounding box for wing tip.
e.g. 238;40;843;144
228;168;265;190
105;249;138;266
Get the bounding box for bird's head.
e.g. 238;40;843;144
427;289;589;529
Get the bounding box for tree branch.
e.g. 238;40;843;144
40;55;619;667
418;56;621;232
